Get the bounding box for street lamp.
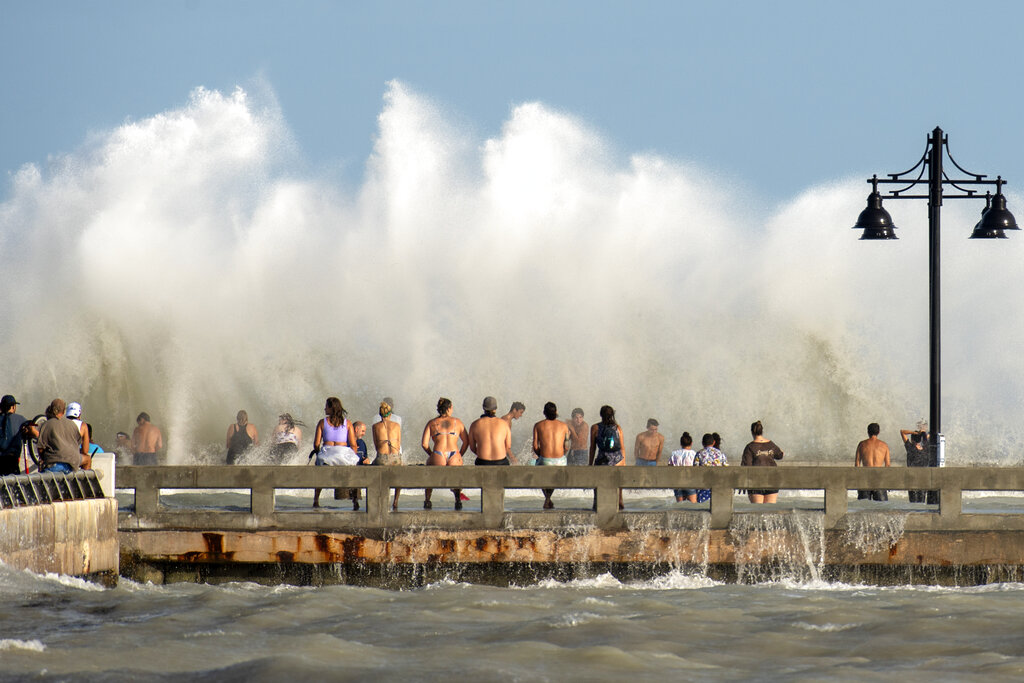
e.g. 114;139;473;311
852;127;1017;479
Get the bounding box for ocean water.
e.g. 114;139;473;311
2;565;1024;681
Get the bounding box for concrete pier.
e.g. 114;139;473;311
116;465;1024;587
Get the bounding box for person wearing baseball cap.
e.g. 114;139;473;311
0;395;27;475
468;396;514;466
64;401;91;457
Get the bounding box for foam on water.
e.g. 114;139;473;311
0;638;46;652
2;81;1024;463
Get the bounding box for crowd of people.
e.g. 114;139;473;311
0;392;936;510
0;394;164;475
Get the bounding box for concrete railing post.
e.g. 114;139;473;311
251;485;275;519
135;477;159;517
366;468;387;527
824;484;848;529
481;468;504;527
710;483;733;529
594;471;619;528
940;482;962;524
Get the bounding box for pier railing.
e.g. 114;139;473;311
115;465;1024;532
1;470;106;509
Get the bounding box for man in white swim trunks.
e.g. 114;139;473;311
533;401;570;509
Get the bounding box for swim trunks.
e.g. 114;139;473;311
475;456;510;466
635;458;658;466
748;488;779;496
857;489;889;502
535;456;567;466
134;452;157;466
567;449;588;466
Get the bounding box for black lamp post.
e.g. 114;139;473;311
852;127;1017;477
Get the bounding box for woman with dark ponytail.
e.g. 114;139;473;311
741;420;784;504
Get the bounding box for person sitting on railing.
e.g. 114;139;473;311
589;405;626;511
353;422;370;466
311;397;361;510
668;432;697;503
693;433;727;504
469;397;514;466
36;398;90;474
421;397;468;511
532;401;571;510
741;420;785;504
371;401;402;511
65;402;90;453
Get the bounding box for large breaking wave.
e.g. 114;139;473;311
2;81;1021;463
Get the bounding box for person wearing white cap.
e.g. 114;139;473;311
65;402;90;457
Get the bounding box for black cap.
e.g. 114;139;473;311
0;395;18;409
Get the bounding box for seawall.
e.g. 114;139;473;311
1;466;119;584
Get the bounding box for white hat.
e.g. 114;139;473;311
66;402;82;419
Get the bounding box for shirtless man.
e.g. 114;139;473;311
855;422;890;501
421;397;468;510
634;418;664;466
132;412;163;465
533;401;571;509
566;408;589;466
469;396;513;465
501;401;526;427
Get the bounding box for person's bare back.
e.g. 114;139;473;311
856;436;890;468
373;419;401;455
533;418;570;459
469;416;511;462
132;415;163;454
423;416;467;465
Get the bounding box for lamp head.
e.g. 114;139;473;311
853;190;898;240
971;190;1017;239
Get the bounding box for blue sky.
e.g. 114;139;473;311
4;0;1024;203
